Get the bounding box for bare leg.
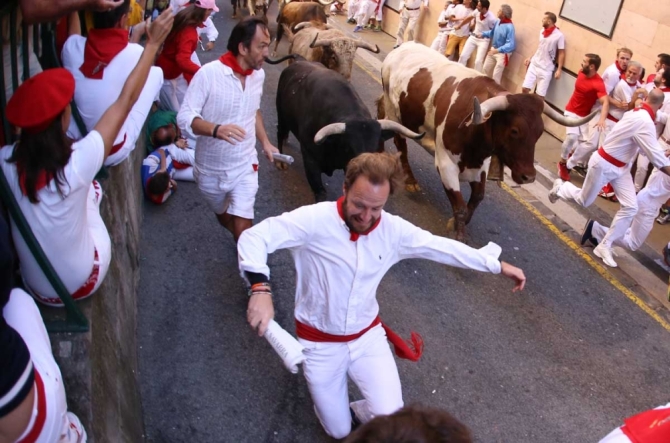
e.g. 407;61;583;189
216;213;253;242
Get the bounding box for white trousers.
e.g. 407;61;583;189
347;0;360;20
522;63;554;97
483;52;507;84
4;289;83;443
592;168;670;251
374;0;385;21
356;0;376;26
634;153;651;192
105;67;164;167
557;154;637;248
395;8;421;45
430;31;449;54
458;36;489;72
562;110;601;166
299;324;403;439
159;74;188;113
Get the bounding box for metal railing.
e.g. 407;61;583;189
1;2;88;332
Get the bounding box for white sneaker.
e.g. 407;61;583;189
594;244;618;268
548;178;563;204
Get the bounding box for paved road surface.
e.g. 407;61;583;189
138;4;670;442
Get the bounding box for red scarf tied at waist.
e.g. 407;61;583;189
79;29;129;79
542;25;557;38
220;51;254;76
296;316;424;361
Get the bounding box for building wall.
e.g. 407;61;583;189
381;0;670;138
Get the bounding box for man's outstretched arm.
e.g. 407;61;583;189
20;0;123;24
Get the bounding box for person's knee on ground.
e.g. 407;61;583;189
561;134;578;161
344;404;473;443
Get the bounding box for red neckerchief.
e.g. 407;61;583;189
634;102;656;122
659;87;670;92
336;196;381;241
219;51;253;76
615;60;626;74
542;25;556;38
79;28;129;79
500;17;512;24
479;12;486;21
621;407;670;443
17;165;53;196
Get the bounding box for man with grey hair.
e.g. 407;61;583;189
549;89;670;268
477;4;515;84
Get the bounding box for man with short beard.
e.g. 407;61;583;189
521;11;564;98
238;153;526;440
646;53;670;85
601;48;633;95
557;53;609;181
178;17;278;243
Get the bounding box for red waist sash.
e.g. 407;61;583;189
598;147;626;167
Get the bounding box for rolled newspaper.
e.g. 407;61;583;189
272;153;295;165
264;320;305;374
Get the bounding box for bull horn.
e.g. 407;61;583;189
264;54;299;64
469;95;509;125
543;103;598;127
310;33;333;48
314;123;346;144
356;40;380;54
337;0;346;3
317;0;336;5
294;21;314;31
378;120;425;140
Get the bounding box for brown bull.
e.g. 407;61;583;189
284;21;378;79
274;2;329;54
379;42;595;241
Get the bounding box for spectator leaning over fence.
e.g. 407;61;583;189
61;0;164;167
0;215;88;443
0;8;173;307
156;0;217;112
521;11;564;98
177;17;278;243
456;0;496;73
479;4;515;85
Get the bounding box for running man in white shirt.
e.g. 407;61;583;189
430;0;456;54
177;17;278;242
457;0;497;72
521;11;565;98
238;153;526;439
549;89;670;268
393;0;429;48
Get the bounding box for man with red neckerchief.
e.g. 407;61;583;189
62;0;164;167
549;89;670;268
177;17;278;243
521;11;564;98
238;153;526;440
601;48;633;95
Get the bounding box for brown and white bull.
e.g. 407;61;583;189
274;2;331;54
379;42;595;241
285;21;379;80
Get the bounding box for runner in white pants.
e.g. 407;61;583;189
430;0;455;53
394;0;428;48
457;0;496;72
549;89;670;268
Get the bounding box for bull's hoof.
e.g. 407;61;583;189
405;182;421;192
274;160;288;170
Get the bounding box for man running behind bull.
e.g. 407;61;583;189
237;153;526;439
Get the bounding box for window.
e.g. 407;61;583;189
559;0;624;39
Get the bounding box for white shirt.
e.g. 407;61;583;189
238;201;502;335
608;79;640;121
601;62;625;95
472;10;497;35
603;107;670;168
177;60;265;176
449;4;474;38
0;131;105;297
400;0;428;10
529;27;565;72
62;35;164;146
436;5;455;33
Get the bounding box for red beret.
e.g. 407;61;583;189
5;68;75;134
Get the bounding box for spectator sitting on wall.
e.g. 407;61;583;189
0;210;88;443
156;0;218;112
0;8;173;307
61;0;164;167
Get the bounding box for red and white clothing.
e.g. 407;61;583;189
598;402;670;443
356;0;380;28
563;71;607;167
3;289;86;442
0;131;112;306
62;31;163;167
522;26;565;96
556;105;670;249
606;78;641;130
177;60;264;218
141;145;195;204
601;61;627;94
237;200;502;438
156;26;201;112
457;10;497;73
395;0;429;46
430;5;456;53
